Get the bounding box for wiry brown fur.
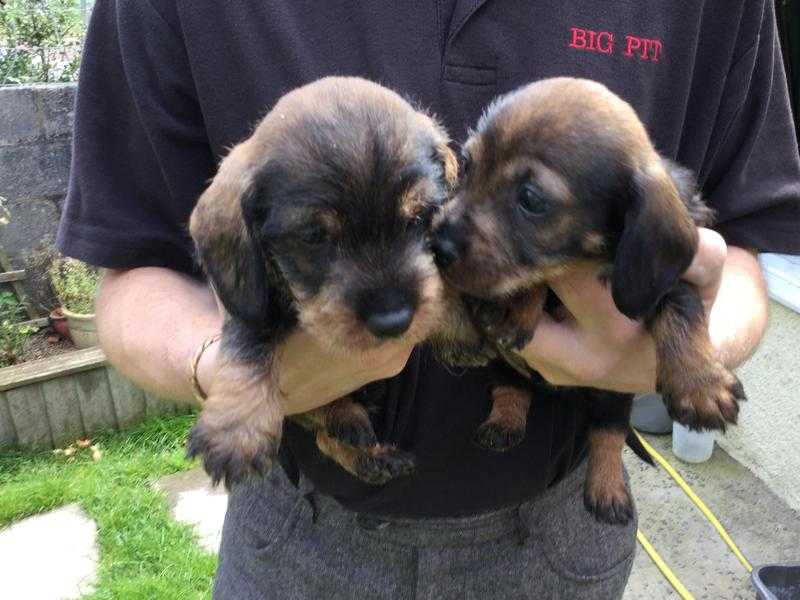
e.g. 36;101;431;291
473;386;532;451
188;77;495;488
584;429;632;524
432;77;745;524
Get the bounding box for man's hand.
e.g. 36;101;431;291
519;228;768;393
98;267;414;412
196;328;413;416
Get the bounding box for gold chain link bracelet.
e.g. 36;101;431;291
190;334;221;404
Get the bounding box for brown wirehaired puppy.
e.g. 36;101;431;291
432;77;745;523
188;76;493;488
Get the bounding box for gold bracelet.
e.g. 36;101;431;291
190;334;221;404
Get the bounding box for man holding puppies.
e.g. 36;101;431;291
58;0;799;598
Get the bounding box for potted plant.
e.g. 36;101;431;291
49;257;101;348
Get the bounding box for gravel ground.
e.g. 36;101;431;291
20;329;75;362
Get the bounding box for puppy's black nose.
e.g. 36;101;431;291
431;236;459;268
431;224;466;269
365;306;414;338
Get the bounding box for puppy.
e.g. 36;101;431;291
188;76;495;488
431;77;745;523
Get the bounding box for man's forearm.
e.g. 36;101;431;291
95;267;414;413
516;234;769;393
709;246;769;368
95;267;222;405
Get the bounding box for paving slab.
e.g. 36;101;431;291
154;468;228;553
0;504;98;600
624;433;800;600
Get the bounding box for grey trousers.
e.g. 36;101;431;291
213;462;636;599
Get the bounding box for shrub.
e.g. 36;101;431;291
49;257;100;314
0;0;85;84
0;291;37;367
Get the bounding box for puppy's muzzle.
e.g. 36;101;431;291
357;289;416;339
431;221;469;269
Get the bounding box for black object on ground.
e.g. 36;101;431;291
752;563;800;600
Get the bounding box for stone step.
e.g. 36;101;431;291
154;468;228;554
0;504;98;600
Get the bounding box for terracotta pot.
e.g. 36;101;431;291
49;308;72;341
60;307;99;349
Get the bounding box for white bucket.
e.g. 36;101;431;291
672;422;715;463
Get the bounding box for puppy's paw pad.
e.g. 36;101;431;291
326;419;378;449
355;446;415;485
583;483;634;526
472;421;526;452
187;419;279;489
665;367;745;432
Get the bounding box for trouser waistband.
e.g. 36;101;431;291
302;461;587;547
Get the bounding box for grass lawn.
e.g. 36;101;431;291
0;414;217;599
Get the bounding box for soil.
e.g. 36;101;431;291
19;328;76;363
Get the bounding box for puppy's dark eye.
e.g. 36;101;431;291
461;152;472;178
517;183;551;216
412;205;437;229
296;225;329;245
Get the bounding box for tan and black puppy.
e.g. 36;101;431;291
432;77;745;524
187;76;495;488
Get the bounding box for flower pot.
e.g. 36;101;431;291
49;308;72;341
60;307;98;349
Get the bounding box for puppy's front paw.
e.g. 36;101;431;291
326;401;378;448
187;410;281;489
327;418;378;448
663;364;745;432
472;302;534;351
355;445;415;485
583;477;634;526
472;420;526;452
492;325;535;352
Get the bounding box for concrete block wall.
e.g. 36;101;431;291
0;83;76;313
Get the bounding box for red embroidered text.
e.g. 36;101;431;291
569;27;663;63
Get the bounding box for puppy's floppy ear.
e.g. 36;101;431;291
189;156;269;326
434;139;459;190
663;158;715;227
421;115;458;190
611;160;699;319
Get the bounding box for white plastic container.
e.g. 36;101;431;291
631;393;672;434
672;422;715;463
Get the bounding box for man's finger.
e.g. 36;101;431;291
523;312;585;369
682;227;727;310
547;265;631;332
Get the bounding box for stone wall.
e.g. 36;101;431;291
0;83;76;314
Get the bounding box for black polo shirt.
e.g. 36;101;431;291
58;0;800;517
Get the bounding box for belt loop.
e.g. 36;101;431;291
277;445;300;488
516;506;530;546
296;469;319;524
304;491;319;524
